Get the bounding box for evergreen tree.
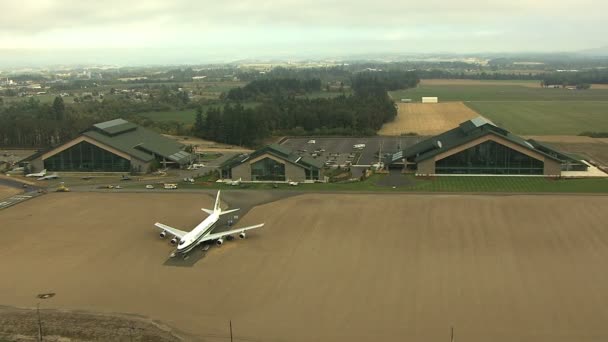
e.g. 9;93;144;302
193;107;204;137
52;96;65;121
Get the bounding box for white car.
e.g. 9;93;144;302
288;181;299;186
307;139;316;144
145;185;154;189
114;185;122;189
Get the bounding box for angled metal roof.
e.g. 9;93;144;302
93;119;138;136
220;144;324;170
403;117;562;163
83;119;191;164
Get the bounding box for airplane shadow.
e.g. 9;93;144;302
162;242;212;267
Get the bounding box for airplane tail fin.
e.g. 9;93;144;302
201;191;239;216
202;190;223;215
214;190;222;212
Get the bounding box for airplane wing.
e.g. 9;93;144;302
154;222;188;238
200;223;264;242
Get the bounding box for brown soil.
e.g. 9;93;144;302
591;84;608;89
0;185;21;200
1;193;608;341
379;102;480;136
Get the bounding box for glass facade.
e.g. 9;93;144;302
435;140;544;175
44;141;131;172
305;168;320;180
251;157;285;181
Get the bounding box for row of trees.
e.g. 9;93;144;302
0;97;100;147
416;69;540;80
0;95;190;147
1;70;418;148
225;78;322;101
192;82;397;146
542;70;608;87
352;71;419;93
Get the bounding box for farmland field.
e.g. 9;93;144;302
378;102;480;135
389;85;608;102
466;101;608;135
420;79;541;87
389;82;608;136
2;192;608;341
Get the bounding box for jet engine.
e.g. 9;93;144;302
159;231;167;238
239;232;246;239
170;237;178;245
216;238;224;246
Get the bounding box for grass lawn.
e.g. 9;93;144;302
389;85;608;102
179;174;608;193
466;101;608;135
138;109;197;124
402;175;608;193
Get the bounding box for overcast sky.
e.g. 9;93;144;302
0;0;606;66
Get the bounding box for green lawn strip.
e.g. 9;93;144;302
466;101;608;135
168;174;608;193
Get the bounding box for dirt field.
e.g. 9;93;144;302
378;102;480;136
421;79;541;88
2;192;608;341
0;185;21;200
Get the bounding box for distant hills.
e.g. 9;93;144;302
577;46;608;57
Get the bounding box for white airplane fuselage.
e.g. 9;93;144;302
175;212;219;254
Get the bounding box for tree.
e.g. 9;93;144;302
193;107;204;137
51;96;65;120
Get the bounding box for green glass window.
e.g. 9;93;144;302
251;157;285;181
435;140;544;175
44;141;131;172
304;168;320;180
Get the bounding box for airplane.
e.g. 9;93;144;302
37;173;59;181
154;190;264;258
25;169;46;177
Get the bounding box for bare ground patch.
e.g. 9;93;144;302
379;101;480;136
0;185;21;200
1;193;608;341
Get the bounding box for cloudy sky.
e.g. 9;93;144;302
0;0;606;66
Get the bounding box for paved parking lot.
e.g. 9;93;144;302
280;136;426;166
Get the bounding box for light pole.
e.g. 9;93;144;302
37;302;43;342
